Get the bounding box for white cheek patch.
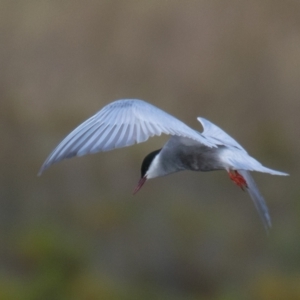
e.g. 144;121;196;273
146;154;161;179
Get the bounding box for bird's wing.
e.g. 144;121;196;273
197;117;288;176
39;99;215;174
197;117;247;153
197;117;287;231
238;170;272;231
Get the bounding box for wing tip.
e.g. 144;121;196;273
37;165;47;176
196;117;207;129
263;214;272;234
37;159;53;176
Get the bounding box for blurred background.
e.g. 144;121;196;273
0;1;299;299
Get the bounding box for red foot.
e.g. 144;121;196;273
228;170;248;191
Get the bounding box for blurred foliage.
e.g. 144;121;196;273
0;1;299;299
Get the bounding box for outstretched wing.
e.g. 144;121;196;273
197;117;247;153
39;99;215;174
198;117;288;175
238;170;272;231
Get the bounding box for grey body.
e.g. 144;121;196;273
159;136;224;174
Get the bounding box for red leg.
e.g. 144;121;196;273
228;170;248;191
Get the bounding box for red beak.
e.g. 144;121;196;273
133;176;147;195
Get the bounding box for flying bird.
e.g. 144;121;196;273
39;99;288;230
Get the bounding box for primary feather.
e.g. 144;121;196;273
39;99;215;174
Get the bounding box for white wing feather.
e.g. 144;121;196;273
238;170;272;231
198;117;288;176
39;99;215;174
197;117;247;153
198;117;289;230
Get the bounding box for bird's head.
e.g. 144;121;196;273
133;149;162;194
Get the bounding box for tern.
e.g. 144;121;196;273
39;99;288;230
